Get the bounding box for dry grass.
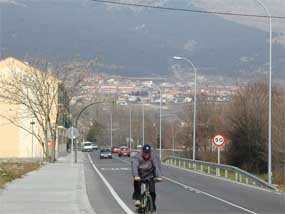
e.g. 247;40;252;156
0;163;40;188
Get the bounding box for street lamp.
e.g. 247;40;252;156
159;89;162;160
129;105;132;149
255;0;273;185
171;124;175;157
74;100;105;163
30;121;35;158
173;56;197;161
142;100;145;146
110;110;113;148
159;114;181;157
102;107;113;149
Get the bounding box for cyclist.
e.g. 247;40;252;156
131;144;163;212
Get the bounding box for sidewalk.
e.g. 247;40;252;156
0;152;95;214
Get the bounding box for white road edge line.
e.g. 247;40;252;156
163;176;259;214
118;157;272;194
88;154;134;214
114;157;260;214
163;163;277;194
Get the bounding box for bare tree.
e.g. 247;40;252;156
0;58;60;161
52;58;94;108
223;81;285;186
0;57;93;161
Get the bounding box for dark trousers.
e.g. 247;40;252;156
133;180;156;210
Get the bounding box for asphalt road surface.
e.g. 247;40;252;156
84;151;285;214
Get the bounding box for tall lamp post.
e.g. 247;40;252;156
159;89;162;160
110;110;113;149
74;100;105;163
173;56;197;161
30;121;35;158
129;106;132;149
254;0;273;185
103;106;114;149
142;100;145;146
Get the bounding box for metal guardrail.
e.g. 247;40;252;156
164;156;278;191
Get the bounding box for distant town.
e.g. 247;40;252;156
76;72;243;105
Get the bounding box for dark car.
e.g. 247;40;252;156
118;146;130;157
100;148;112;159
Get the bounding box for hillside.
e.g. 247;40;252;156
0;0;284;77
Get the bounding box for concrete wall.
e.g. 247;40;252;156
0;104;44;158
0;104;20;157
0;58;49;158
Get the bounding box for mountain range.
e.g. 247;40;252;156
0;0;284;78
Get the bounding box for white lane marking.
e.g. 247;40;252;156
163;163;278;194
163;176;258;214
88;154;134;214
112;156;260;213
113;156;131;164
100;167;130;171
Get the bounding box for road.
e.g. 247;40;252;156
84;151;285;214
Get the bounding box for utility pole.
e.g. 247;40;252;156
255;0;273;185
129;107;132;149
110;110;113;148
30;121;35;158
172;124;175;157
142;101;145;146
159;89;162;160
173;56;197;161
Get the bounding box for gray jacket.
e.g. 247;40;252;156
131;151;162;180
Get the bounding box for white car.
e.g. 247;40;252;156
130;150;139;157
119;102;128;106
82;142;93;152
91;144;98;150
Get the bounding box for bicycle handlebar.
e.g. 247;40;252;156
140;177;163;183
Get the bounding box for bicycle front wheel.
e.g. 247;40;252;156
143;194;154;214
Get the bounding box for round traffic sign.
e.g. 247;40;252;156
66;127;80;140
212;134;226;147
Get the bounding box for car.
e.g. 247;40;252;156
119;102;128;106
130;150;139;157
91;143;98;150
82;142;93;152
100;148;112;159
118;146;130;157
111;146;120;153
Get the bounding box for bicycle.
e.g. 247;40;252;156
137;178;161;214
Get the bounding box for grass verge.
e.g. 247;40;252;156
0;163;40;188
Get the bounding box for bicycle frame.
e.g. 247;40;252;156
139;180;154;214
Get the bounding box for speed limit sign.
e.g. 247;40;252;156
212;134;226;147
